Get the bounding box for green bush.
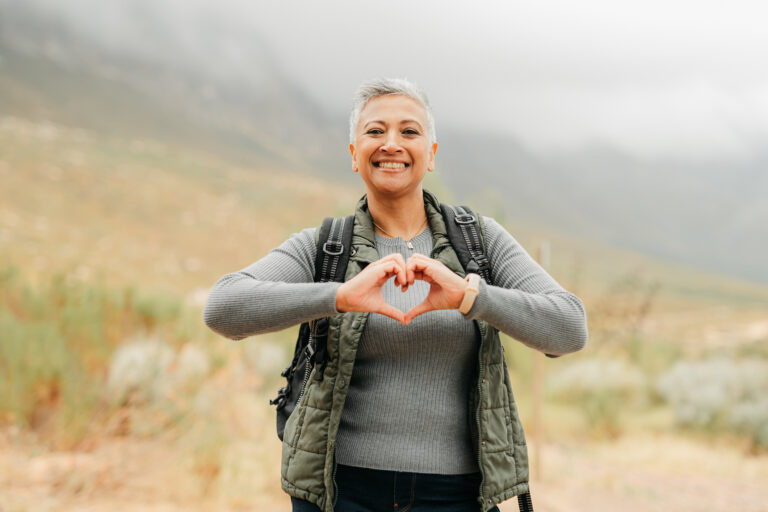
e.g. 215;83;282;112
0;266;205;446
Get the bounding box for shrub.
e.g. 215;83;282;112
730;398;768;451
546;358;647;436
0;266;209;445
107;338;175;405
656;358;768;449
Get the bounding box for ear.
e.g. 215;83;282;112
428;142;438;171
349;144;358;172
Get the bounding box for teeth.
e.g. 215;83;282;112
378;162;406;169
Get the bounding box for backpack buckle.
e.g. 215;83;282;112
454;214;476;225
323;241;344;256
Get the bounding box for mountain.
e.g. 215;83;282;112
0;0;350;176
1;0;765;285
436;131;768;284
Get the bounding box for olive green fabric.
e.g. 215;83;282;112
280;190;529;511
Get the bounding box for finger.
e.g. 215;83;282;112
408;258;456;286
374;260;404;283
411;270;433;285
392;253;407;286
405;257;429;277
376;303;406;324
377;254;407;285
380;252;407;268
404;300;433;325
405;254;429;285
407;253;433;266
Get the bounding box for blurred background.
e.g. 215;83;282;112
1;1;767;511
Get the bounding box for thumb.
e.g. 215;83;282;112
403;300;433;325
376;303;406;325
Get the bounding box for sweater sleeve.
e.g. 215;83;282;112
203;227;341;340
463;217;588;356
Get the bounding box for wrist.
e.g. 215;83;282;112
335;283;349;313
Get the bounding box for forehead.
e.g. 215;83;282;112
358;94;428;125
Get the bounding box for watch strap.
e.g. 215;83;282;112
459;273;481;314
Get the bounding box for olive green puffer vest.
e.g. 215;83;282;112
280;190;530;511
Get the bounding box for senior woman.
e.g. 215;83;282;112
204;78;588;512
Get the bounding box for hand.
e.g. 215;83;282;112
403;254;467;325
335;254;407;324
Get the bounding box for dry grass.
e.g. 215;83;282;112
0;117;361;293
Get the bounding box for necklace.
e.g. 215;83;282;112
372;217;428;250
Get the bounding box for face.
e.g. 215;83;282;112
349;94;437;199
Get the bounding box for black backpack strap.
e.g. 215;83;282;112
314;215;355;284
311;215;355;380
518;491;534;512
440;204;492;285
269;215;356;439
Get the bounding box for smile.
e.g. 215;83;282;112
374;162;409;169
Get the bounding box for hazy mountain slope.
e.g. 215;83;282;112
0;1;349;176
437;130;768;284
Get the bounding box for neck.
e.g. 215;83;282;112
367;187;427;239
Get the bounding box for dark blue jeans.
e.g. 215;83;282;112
291;463;500;512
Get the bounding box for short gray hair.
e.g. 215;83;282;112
349;77;436;145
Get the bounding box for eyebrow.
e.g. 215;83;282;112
363;119;424;130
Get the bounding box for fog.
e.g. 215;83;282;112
10;0;768;162
3;0;768;282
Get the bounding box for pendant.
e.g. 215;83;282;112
407;241;414;250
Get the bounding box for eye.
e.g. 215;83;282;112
366;128;384;135
403;128;420;135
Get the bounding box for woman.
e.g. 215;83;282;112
204;78;588;512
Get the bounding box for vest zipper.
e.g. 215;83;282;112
475;323;495;512
296;363;310;406
475;324;486;511
296;334;314;407
332;450;339;508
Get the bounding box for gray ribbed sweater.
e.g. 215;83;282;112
203;217;587;474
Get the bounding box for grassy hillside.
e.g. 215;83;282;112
2;117;768;511
0;117;361;295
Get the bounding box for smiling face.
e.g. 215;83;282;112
349;94;437;199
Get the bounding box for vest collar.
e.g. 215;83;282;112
349;189;464;277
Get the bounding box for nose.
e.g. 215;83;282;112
380;132;403;153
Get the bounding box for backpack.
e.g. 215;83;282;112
268;204;536;512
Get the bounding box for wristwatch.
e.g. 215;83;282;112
458;273;481;314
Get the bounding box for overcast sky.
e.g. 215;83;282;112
14;0;768;162
252;0;768;162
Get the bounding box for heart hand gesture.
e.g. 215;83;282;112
335;253;468;325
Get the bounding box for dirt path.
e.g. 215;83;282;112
2;430;767;512
506;435;768;512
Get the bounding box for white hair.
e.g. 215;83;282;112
348;77;436;145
